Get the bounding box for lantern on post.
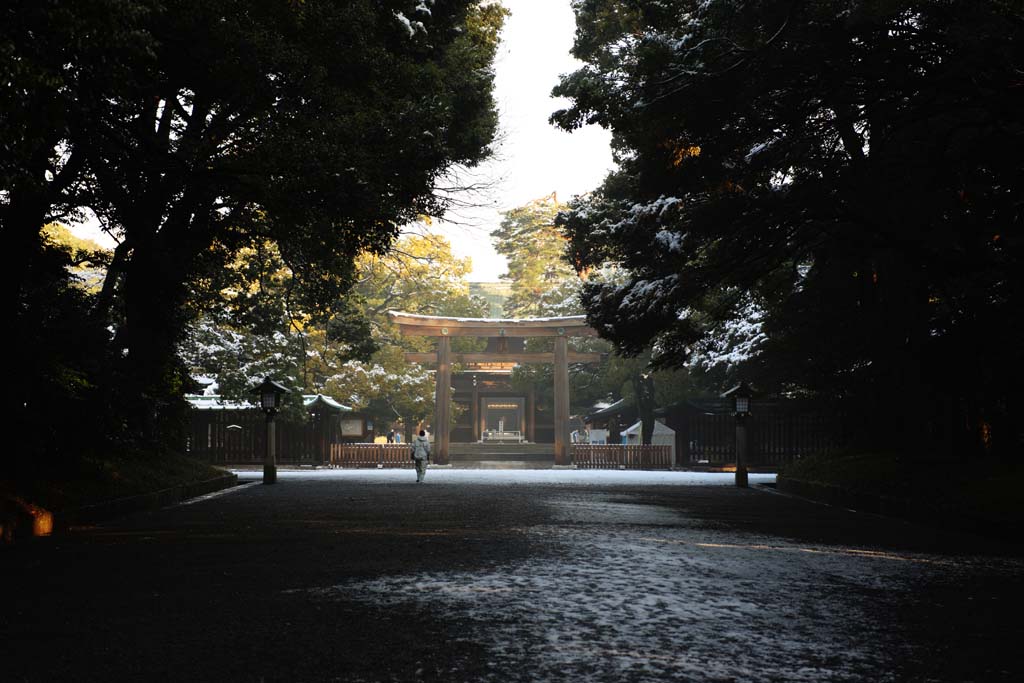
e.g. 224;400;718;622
722;382;753;488
253;377;290;485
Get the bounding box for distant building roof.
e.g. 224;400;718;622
192;376;219;396
654;399;730;416
185;394;253;411
585;398;636;422
303;394;351;412
185;393;351;412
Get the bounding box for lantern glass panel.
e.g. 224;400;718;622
261;392;276;410
735;397;750;414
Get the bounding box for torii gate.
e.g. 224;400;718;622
389;311;600;465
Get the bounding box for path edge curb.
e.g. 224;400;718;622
54;471;239;531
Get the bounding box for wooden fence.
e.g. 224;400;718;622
573;444;673;470
190;397;842;469
664;399;844;466
187;408;342;465
329;443;415;468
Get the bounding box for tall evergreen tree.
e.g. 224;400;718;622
491;193;580;317
554;0;1024;457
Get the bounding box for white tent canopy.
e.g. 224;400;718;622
624;420;676;463
623;420;674;437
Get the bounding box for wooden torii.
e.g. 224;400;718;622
389;311;600;465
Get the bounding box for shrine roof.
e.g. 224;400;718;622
185;393;352;412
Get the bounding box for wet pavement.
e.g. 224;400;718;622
2;469;1022;682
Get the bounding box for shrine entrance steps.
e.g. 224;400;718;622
448;442;555;469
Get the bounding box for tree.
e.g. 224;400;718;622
353;233;488;340
320;346;438;441
491;196;690;438
4;1;507;451
183;232;485;436
39;223;111;293
2;1;157;459
554;0;1024;456
491;195;599;423
1;0;152;321
180;237;322;406
492;193;581;317
316;232;485;435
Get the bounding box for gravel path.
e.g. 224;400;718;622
2;470;1021;682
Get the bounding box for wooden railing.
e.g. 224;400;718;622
330;443;415;468
187;410;337;465
572;444;673;470
482;430;523;442
671;401;844;466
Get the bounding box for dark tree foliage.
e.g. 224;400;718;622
554;0;1024;457
2;0;504;455
1;0;157;461
10;236;116;465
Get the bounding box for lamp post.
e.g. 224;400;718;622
722;382;753;488
254;377;290;485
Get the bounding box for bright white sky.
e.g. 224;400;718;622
439;0;615;281
70;1;615;282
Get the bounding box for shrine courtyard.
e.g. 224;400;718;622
3;469;1022;682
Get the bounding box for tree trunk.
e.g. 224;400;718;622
116;233;193;449
608;415;620;446
634;372;657;446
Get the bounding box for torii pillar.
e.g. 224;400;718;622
434;335;452;464
553;335;570;466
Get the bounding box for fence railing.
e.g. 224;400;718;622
330;443;415;468
187;410;336;465
482;430;523;442
680;415;841;466
573;444;673;470
666;400;845;466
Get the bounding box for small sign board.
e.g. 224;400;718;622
340;418;364;436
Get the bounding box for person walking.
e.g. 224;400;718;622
411;429;431;482
386;429;395;444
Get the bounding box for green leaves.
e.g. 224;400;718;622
492;194;582;318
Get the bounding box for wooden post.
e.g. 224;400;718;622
518;397;526;438
554;335;570;465
434;335;451;465
471;376;480;442
526;385;536;443
735;415;749;487
264;413;277;485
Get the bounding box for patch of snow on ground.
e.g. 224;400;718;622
234;468;776;487
285;518;956;682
